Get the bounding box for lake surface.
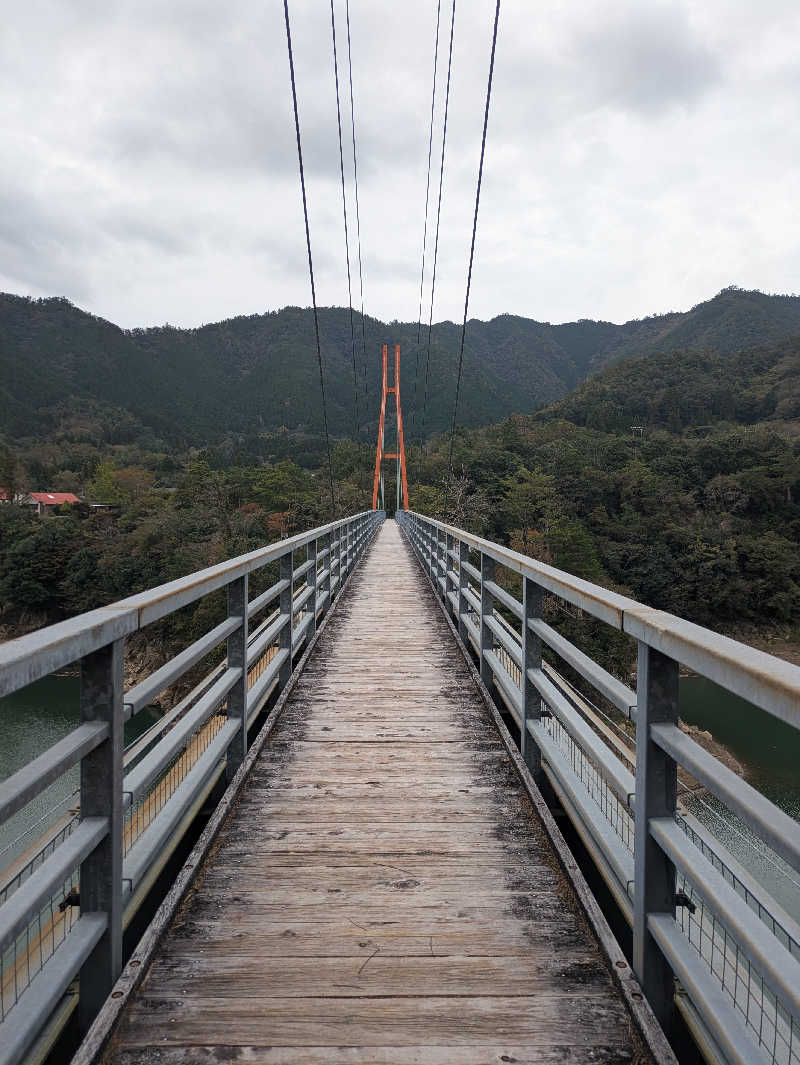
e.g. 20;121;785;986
680;675;800;925
1;671;799;925
0;675;159;870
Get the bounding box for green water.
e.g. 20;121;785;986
680;675;800;925
0;676;160;870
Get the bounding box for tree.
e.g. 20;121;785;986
501;468;560;552
88;461;125;503
0;446;19;502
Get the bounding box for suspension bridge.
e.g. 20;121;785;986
2;1;800;1063
0;500;799;1065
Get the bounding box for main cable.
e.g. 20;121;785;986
411;0;443;438
330;0;359;441
344;0;368;418
445;0;501;493
283;0;336;514
415;0;443;347
419;0;456;450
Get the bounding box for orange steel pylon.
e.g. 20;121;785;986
372;344;409;511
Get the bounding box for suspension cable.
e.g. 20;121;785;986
411;0;443;442
283;0;336;513
445;0;501;491
330;0;358;441
344;0;368;417
419;0;456;450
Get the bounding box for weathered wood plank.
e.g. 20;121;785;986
161;920;588;959
120;994;631;1047
113;1044;634;1064
138;953;614;998
207;824;544;858
230;798;521;821
178;900;583;931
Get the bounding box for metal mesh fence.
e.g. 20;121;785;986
123;710;228;857
460;578;800;1065
0;515;378;1041
0;870;79;1022
677;869;799;1065
1;603;292;1019
542;711;635;852
0;796;79;908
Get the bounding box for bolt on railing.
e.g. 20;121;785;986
0;511;384;1065
398;509;800;1065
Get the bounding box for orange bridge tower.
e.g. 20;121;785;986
372;343;409;512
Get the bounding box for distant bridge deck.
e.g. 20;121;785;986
104;522;644;1064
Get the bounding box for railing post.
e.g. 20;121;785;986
279;549;294;688
521;577;543;778
633;641;679;1031
446;532;455;619
436;530;445;597
331;527;340;599
320;530;332;617
480;552;495;693
78;638;124;1031
457;540;469;642
306;538;318;637
226;574;248;780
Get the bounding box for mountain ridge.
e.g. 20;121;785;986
2;285;800;446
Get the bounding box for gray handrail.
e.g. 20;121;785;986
398;510;800;1065
0;510;384;1065
0;515;377;699
404;510;800;727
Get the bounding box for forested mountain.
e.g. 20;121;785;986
2;286;800;449
2;305;799;668
541;334;800;433
422;333;800;639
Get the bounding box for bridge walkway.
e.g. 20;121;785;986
107;520;644;1064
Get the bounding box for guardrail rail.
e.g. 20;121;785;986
0;510;384;1065
398;509;800;1065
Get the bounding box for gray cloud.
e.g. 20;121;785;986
0;0;798;331
573;4;720;116
0;180;93;302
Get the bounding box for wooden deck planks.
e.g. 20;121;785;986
110;520;642;1064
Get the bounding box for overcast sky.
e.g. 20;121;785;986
1;0;798;330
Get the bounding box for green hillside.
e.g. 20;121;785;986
540;334;800;434
2;315;799;660
415;330;800;639
3;286;800;450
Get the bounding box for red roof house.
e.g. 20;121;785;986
22;492;81;515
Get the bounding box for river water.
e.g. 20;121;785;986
680;675;800;925
0;676;159;871
1;672;799;922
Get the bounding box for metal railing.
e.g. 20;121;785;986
398;510;800;1065
0;510;383;1065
